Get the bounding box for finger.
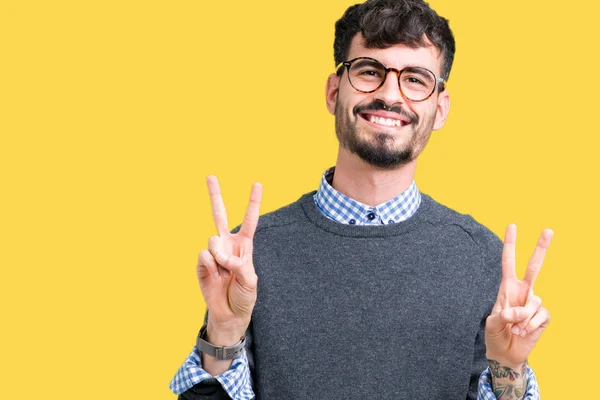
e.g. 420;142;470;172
228;253;258;289
198;249;220;280
491;284;506;314
239;182;263;239
206;175;229;236
208;235;243;277
218;266;231;279
211;247;257;289
523;307;550;336
491;298;503;314
501;224;517;280
486;306;530;335
511;295;542;336
523;228;554;285
524;310;551;342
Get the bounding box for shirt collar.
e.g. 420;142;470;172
313;167;421;225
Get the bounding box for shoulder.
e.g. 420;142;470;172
419;192;502;252
419;193;503;290
257;194;310;232
420;193;503;309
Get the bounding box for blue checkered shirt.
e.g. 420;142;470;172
314;167;421;225
170;167;540;399
169;346;253;399
479;367;539;399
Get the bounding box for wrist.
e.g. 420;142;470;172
486;355;527;371
486;358;528;399
198;324;245;361
206;319;248;346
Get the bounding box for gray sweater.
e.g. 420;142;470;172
182;191;502;400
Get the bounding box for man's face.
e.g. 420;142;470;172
326;34;450;169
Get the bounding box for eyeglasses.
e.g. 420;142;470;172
336;57;446;102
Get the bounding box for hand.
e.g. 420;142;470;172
196;175;262;344
485;224;553;368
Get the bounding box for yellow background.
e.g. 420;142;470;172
1;0;598;398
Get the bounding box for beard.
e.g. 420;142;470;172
335;99;434;169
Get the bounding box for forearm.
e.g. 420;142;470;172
487;359;528;400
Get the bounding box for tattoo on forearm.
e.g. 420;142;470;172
488;360;527;400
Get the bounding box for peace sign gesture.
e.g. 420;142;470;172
196;176;262;349
485;224;554;369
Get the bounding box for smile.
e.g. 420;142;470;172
358;111;410;128
368;115;403;127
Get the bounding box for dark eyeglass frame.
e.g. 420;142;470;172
335;57;446;102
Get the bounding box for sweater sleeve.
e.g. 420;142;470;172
466;220;540;399
466;219;503;399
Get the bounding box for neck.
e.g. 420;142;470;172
332;147;417;207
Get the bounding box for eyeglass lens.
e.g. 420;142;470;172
348;59;437;101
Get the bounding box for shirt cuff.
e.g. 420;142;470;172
169;346;254;400
478;366;540;400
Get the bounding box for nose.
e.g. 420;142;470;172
375;69;404;106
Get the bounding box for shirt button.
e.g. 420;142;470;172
349;219;356;225
388;219;395;224
367;212;376;220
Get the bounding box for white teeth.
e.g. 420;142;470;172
368;115;402;127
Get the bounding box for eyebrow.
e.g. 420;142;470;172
354;58;438;75
353;59;382;69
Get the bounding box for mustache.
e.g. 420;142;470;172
353;100;418;125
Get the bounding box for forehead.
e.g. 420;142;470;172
347;34;442;76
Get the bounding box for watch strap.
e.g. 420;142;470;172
196;324;246;361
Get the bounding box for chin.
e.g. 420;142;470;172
353;143;415;169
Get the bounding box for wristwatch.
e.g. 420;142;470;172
196;324;246;360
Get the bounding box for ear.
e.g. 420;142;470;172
325;73;340;115
432;89;450;131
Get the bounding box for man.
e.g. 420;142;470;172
170;0;552;398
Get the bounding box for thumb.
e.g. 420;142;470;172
223;253;257;289
486;307;530;334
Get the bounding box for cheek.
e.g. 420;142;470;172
335;97;355;119
338;86;373;115
413;103;438;125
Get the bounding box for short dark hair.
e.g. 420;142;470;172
334;0;455;81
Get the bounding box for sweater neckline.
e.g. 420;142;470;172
299;191;432;238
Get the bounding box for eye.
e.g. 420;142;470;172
404;76;426;86
359;68;383;78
